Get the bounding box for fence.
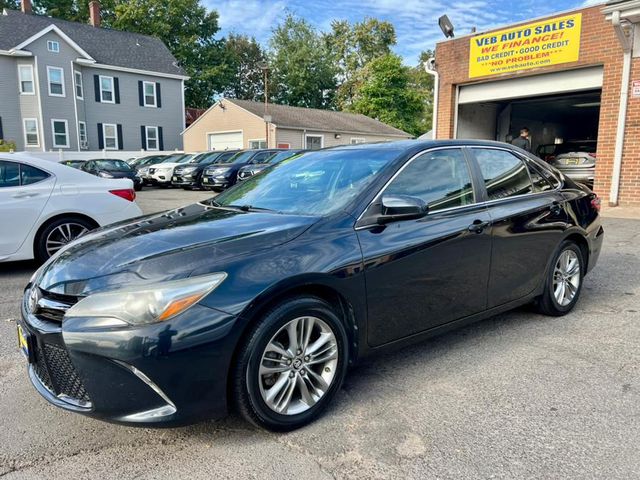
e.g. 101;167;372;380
8;149;185;163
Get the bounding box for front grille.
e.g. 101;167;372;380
34;342;91;404
32;288;78;324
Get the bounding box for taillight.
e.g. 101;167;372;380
590;195;601;212
109;189;136;202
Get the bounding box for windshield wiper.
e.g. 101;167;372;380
227;204;277;213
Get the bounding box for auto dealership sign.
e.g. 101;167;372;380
469;13;582;78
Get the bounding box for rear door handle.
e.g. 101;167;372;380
468;219;490;234
12;192;37;198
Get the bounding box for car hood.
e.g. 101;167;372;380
36;203;318;296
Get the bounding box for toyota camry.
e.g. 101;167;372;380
18;140;603;431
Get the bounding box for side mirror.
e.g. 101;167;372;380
377;194;428;224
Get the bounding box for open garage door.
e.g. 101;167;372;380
456;67;602;158
208;131;243;151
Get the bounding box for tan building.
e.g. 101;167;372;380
182;99;412;152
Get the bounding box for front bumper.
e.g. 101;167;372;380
19;291;239;426
171;174;198;187
201;176;230;189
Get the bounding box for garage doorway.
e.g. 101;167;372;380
457;90;601;157
208;131;243;151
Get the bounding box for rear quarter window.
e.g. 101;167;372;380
472;148;533;200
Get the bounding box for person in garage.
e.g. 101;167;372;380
512;127;531;152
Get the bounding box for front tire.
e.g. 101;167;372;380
232;296;349;431
536;240;584;316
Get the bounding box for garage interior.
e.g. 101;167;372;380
455;67;603;158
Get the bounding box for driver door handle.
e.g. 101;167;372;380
468;219;490;234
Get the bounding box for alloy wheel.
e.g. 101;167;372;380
257;316;338;415
553;249;581;307
45;223;90;257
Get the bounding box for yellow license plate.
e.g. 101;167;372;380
566;158;580;165
17;324;29;358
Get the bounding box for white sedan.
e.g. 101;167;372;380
0;154;143;263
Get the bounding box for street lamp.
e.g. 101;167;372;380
258;61;270;147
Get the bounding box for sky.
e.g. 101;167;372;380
205;0;601;64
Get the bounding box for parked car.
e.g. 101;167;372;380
128;154;168;170
137;154;187;185
172;151;238;190
0;154;142;262
237;149;307;181
81;159;143;191
201;149;282;191
147;154;196;188
59;160;87;170
17;140;603;431
548;141;597;187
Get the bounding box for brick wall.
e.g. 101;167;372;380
434;6;640;206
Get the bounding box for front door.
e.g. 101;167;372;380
357;148;492;347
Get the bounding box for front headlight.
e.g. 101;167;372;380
65;273;227;325
182;167;196;173
98;171;114;178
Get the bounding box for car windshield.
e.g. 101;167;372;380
196;152;222;164
556;143;597;154
267;150;302;164
212;151;238;164
209;148;400;215
160;155;186;163
93;160;131;171
220;151;254;165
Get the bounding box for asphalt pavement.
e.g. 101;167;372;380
0;189;638;479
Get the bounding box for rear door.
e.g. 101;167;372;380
467;147;568;308
357;147;493;347
0;160;55;256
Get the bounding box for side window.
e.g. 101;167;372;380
473;149;533;200
385;149;475;212
20;164;50;185
0;161;20;187
526;162;554;192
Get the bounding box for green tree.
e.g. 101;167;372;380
110;0;229;108
269;14;337;109
326;18;396;109
33;0;117;24
408;50;435;134
223;34;267;102
349;54;423;136
0;0;18;10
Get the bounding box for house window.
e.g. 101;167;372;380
350;137;366;144
145;126;159;150
23;119;39;147
51;119;69;148
103;123;118;150
143;81;157;107
249;139;267;149
18;65;34;94
74;71;83;99
305;134;323;150
100;76;115;103
47;66;65;97
47;40;60;53
78;121;88;149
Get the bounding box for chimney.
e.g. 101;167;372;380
89;0;101;28
21;0;32;14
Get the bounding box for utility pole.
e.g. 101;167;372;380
258;61;270;147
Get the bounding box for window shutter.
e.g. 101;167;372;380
156;82;162;108
158;126;164;151
97;123;104;149
117;124;123;150
138;81;144;106
114;77;120;104
94;75;100;102
140;125;146;150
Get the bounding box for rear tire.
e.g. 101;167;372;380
35;216;95;263
536;240;584;316
232;296;349;431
